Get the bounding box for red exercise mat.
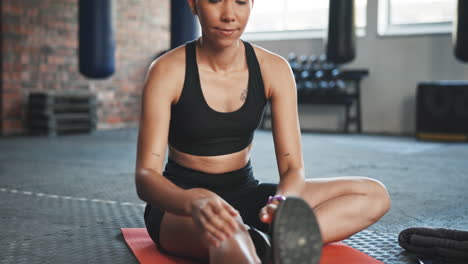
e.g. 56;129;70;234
121;228;383;264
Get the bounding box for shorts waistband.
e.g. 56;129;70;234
163;158;256;190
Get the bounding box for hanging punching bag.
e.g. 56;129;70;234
171;0;199;49
454;0;468;63
79;0;115;79
326;0;356;64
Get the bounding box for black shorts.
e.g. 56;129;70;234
144;158;277;252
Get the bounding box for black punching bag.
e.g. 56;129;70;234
326;0;356;64
454;0;468;62
79;0;115;79
171;0;199;49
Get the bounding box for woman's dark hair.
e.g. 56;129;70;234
153;49;169;61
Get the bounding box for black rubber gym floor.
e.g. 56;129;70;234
1;128;467;263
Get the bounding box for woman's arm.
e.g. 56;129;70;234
258;51;307;223
265;54;307;197
134;54;211;216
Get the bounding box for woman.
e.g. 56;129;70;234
135;0;391;263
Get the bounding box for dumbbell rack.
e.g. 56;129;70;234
260;69;368;133
27;92;97;136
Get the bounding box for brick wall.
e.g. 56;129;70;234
1;0;170;135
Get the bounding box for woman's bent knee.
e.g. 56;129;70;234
365;178;391;222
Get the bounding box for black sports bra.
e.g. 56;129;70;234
167;39;268;156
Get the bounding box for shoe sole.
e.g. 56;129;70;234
271;197;322;264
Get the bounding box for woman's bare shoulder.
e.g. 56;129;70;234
249;44;293;98
147;45;186;81
250;44;291;76
144;45;187;104
250;44;287;65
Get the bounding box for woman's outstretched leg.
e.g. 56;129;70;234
209;217;260;264
159;212;260;264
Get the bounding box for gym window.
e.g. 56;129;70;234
243;0;367;41
378;0;456;36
